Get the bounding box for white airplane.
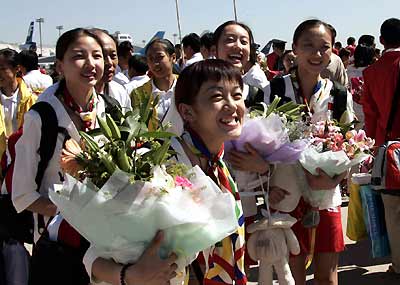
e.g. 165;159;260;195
19;21;37;52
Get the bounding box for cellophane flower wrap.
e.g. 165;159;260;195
226;96;310;164
50;99;238;272
225;97;310;210
299;120;375;207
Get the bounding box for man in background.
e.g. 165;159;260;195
362;18;400;275
181;33;203;69
18;50;52;95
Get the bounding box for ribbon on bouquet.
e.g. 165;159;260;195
305;228;317;269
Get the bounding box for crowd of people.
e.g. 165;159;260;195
0;16;399;285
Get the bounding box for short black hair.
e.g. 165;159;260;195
182;33;201;53
18;50;39;71
338;48;351;59
200;32;215;50
145;38;175;56
347;37;356;46
175;59;243;108
380;18;400;46
128;55;148;75
293;19;336;45
272;41;286;51
334;41;342;49
0;48;19;68
354;44;375;68
358;35;375;47
117;41;133;58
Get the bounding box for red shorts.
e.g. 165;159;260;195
244;216;258;266
290;200;345;255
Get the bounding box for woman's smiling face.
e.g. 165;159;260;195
293;24;333;75
146;42;175;79
0;55;17;89
216;24;251;71
57;35;104;90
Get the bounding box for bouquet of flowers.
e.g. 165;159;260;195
49;100;239;274
299;120;375;210
226;96;310;164
225;96;310;213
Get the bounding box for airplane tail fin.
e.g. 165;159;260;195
136;31;165;55
25;21;34;44
149;31;165;42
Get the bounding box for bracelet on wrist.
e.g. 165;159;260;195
120;263;133;285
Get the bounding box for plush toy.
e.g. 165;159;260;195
247;213;300;285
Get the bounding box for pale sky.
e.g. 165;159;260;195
1;0;399;49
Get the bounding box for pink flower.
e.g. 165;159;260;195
354;130;366;142
60;139;84;179
175;176;193;189
366;138;375;148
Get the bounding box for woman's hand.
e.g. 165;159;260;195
27;197;58;217
125;231;178;285
227;143;269;174
268;186;290;205
303;167;348;190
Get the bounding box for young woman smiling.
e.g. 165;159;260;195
264;19;355;285
11;28;176;285
213;21;277;272
130;38;178;131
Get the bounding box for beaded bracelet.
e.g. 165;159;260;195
120;263;132;285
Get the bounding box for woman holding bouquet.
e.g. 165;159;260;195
174;59;254;284
213;20;287;271
264;20;355;285
11;28;177;285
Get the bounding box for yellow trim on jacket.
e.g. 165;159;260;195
129;76;177;131
0;78;37;158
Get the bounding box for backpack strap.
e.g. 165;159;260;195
330;81;348;121
244;85;264;108
98;92;122;114
30;102;68;188
30;102;69;232
269;76;293;106
270;76;286;101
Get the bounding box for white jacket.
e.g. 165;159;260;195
23;69;53;94
11;83;107;243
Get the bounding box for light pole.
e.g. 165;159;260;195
174;0;182;44
232;0;238;21
36;18;44;56
56;25;63;38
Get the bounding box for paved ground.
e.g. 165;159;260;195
247;200;400;284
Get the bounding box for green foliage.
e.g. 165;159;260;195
78;99;175;188
249;95;304;121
